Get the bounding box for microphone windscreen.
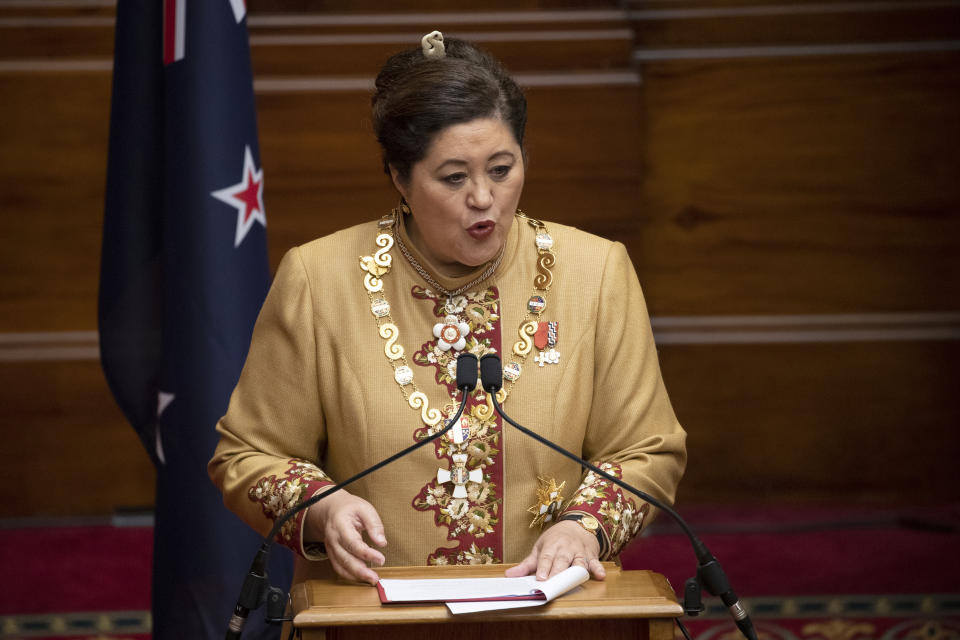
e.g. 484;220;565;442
455;353;478;391
479;354;502;392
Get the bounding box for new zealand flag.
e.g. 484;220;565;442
99;1;290;637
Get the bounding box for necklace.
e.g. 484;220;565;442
359;207;557;429
393;225;506;299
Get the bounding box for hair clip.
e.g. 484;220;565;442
421;30;445;59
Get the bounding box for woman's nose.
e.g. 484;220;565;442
466;178;493;210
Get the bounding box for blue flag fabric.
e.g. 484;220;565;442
99;2;290;637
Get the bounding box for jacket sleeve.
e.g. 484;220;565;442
557;241;687;558
209;246;335;559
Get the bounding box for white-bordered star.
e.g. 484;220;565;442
211;145;266;248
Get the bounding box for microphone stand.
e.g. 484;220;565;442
480;354;758;640
225;354;478;639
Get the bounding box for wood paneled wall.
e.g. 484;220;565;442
626;0;960;504
1;1;957;517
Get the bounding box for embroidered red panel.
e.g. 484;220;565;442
561;462;651;559
248;458;334;556
410;286;505;565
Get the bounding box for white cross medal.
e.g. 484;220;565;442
437;453;482;499
534;321;560;367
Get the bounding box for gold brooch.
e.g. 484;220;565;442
527;476;566;529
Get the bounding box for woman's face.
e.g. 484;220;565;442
392;117;525;277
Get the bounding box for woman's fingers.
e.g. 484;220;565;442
326;522;383;584
314;491;388;585
354;500;388;548
504;545;540;577
530;520;603;580
327;533;381;584
587;557;607;581
340;526;385;566
509;527;606;582
536;549;562;580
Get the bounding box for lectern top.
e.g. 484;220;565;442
292;564;682;627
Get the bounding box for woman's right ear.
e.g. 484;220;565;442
388;165;406;198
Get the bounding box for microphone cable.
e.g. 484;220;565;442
225;353;479;639
479;353;758;640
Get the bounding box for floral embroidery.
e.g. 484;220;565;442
414;411;501;467
413;477;501;539
248;458;333;553
564;461;648;558
445;294;468;313
411;285;504;565
429;542;498;566
569;463;620;506
605;494;650;554
464;301;492;328
412;286;500;387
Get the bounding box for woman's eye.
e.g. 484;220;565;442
490;165;512;179
442;173;467;185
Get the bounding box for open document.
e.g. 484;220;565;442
377;565;589;614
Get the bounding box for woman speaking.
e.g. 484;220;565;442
209;31;686;589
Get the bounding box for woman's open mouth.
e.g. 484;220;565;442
467;220;495;240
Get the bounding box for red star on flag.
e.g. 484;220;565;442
211;145;266;247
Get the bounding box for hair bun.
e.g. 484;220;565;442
421;30;445;59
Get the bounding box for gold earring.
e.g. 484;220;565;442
399;197;412;215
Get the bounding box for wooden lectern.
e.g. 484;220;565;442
291;563;683;640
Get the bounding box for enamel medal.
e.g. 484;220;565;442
528;295;546;315
433;314;470;352
435;410;480;499
443;414;471;446
437;453;482;499
534;321;560;367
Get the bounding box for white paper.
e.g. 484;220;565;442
380;575;534;602
378;565;589;611
445;566;589;614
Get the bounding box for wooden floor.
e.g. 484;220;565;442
0;0;958;517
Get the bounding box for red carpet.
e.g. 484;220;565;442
0;525;152;614
0;524;152;639
622;503;960;595
1;504;957;639
622;504;960;640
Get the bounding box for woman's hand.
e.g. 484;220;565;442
304;489;387;585
504;520;606;581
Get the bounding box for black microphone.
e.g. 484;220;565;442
477;353;757;640
226;353;479;639
479;351;502;392
457;349;479;392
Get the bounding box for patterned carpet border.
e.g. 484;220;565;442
678;594;960;640
696;594;960;619
0;611;149;639
1;595;958;639
686;618;960;640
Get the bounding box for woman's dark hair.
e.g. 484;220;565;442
371;37;527;184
